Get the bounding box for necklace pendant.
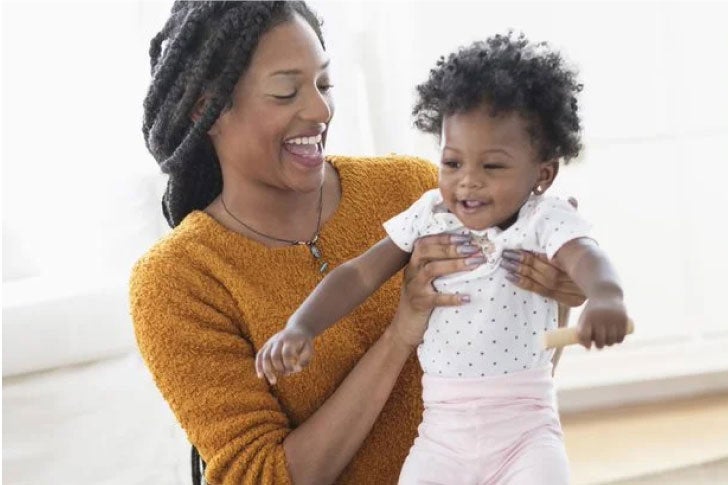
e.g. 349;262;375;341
319;261;329;274
309;243;322;259
471;233;496;258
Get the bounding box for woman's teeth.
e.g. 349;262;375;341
285;134;323;145
462;200;485;208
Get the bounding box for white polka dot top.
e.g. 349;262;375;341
383;189;593;378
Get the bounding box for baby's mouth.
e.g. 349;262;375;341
460;200;486;209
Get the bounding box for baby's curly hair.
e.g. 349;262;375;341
413;31;583;163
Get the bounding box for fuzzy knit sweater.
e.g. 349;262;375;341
129;155;438;485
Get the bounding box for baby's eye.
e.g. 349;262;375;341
442;159;460;169
482;163;505;170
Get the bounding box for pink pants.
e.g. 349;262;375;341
399;365;569;485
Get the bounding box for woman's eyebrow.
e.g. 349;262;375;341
270;59;330;77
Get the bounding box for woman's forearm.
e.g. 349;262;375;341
283;323;413;485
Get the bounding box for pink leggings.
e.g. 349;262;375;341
399;365;569;485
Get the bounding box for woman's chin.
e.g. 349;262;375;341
282;165;326;194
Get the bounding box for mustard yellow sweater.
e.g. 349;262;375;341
129;155;438;484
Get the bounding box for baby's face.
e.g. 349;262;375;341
439;105;556;231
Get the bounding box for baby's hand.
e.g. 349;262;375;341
576;297;629;349
255;327;314;385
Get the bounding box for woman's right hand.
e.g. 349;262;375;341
389;233;485;349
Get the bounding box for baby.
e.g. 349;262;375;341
256;31;628;484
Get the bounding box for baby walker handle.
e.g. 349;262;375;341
543;319;635;349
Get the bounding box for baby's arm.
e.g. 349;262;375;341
291;236;410;335
256;237;410;383
553;238;628;349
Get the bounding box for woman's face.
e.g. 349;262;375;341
438;105;556;231
210;14;334;194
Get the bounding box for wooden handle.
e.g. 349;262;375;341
543;319;634;349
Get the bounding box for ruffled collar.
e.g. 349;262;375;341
427;193;541;283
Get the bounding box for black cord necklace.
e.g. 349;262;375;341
220;185;328;274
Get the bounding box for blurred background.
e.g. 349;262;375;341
3;1;727;484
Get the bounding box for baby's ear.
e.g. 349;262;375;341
534;159;559;194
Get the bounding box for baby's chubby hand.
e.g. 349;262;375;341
255;326;314;385
576;296;629;350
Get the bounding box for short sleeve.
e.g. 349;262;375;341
528;197;594;260
129;253;293;485
382;189;439;253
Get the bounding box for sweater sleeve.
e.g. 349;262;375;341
129;251;293;485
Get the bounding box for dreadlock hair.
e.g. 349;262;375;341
413;31;582;164
143;1;325;228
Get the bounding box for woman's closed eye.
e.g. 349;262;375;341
482;163;506;170
270;84;333;101
271;91;297;100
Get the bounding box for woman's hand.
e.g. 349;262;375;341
500;250;586;307
388;233;484;349
499;197;586;308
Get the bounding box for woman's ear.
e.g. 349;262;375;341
532;160;559;195
191;94;208;123
192;94;223;136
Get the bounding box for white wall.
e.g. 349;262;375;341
2;1;169;282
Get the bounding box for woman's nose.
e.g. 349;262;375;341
301;87;332;123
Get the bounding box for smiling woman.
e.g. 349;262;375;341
142;2;331;230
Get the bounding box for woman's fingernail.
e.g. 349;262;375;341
500;260;517;271
465;256;486;266
457;245;479;255
451;235;470;243
505;273;518;282
459;295;471;303
502;250;519;260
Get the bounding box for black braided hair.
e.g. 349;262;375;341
143;1;324;228
413;30;582;163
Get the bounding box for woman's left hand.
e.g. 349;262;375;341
499;195;586;308
500;250;586;307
